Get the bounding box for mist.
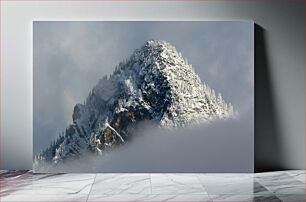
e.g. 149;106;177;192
36;109;253;173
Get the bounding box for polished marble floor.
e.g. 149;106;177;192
0;170;305;201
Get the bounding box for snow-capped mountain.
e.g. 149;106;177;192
34;40;236;167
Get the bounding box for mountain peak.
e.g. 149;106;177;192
141;40;180;60
34;40;236;169
144;39;172;49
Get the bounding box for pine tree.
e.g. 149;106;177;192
229;103;234;115
217;93;222;105
211;89;216;100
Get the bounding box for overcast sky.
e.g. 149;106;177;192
34;21;254;171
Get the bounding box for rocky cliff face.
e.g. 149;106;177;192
34;40;236;167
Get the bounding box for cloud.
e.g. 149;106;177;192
36;110;253;173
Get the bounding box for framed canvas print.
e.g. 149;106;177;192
33;21;254;173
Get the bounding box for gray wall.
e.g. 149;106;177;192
1;0;304;171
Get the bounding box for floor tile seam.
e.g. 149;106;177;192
86;174;97;202
195;174;214;201
255;179;289;200
149;174;153;195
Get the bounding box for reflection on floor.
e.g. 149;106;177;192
0;170;305;201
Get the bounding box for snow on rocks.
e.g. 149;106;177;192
34;40;237;168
